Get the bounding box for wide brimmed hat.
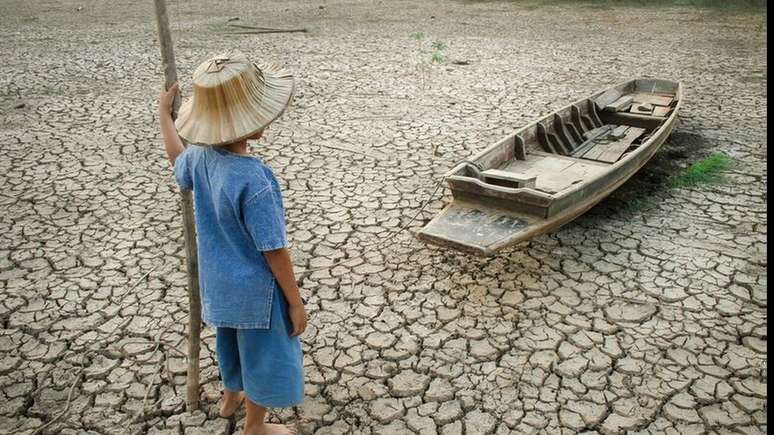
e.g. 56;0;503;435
175;52;295;146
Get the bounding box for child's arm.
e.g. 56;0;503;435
158;83;185;165
264;247;308;336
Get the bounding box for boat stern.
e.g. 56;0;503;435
416;201;536;256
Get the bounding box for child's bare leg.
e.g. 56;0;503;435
243;398;297;435
219;389;244;418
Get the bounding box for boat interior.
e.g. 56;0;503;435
446;79;680;215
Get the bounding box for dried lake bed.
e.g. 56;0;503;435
0;0;767;434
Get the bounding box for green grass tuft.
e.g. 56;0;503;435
669;153;731;188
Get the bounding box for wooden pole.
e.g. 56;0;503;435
152;0;202;411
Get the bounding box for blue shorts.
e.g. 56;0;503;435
215;285;304;408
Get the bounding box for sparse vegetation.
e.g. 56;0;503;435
669;153;732;188
597;142;734;217
409;32;448;90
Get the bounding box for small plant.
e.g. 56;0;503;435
430;41;448;63
410;32;448;90
409;31;425;47
669;153;731;188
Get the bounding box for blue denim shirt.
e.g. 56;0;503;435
173;145;287;329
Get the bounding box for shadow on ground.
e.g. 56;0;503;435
588;129;715;216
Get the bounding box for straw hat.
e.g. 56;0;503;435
175;52;295;146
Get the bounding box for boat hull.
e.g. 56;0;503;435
417;79;682;256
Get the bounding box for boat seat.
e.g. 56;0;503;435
481;169;537;189
603;95;634;112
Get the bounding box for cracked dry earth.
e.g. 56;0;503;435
0;0;767;434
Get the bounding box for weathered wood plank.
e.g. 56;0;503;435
582;125;612;140
529;150;611;167
534;174;584;194
536;122;557;153
514;135;527;160
595;127;646;163
572;104;594;131
652;106;672;117
580;140;607;160
630;92;673;106
481;169;537;188
500;152;608;194
587;99;604;127
599;111;665;130
574;125;613;157
604;95;634;112
553;114;577;151
595;88;623;110
418;202;530;253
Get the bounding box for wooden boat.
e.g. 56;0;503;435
417;78;683;256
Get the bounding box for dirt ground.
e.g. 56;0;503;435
0;0;767;434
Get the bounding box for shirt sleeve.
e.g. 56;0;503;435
242;186;289;252
173;147;193;190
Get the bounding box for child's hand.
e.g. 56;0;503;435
288;303;308;337
159;82;179;115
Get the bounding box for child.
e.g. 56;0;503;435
158;52;306;435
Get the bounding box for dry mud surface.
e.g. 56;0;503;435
0;0;767;434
